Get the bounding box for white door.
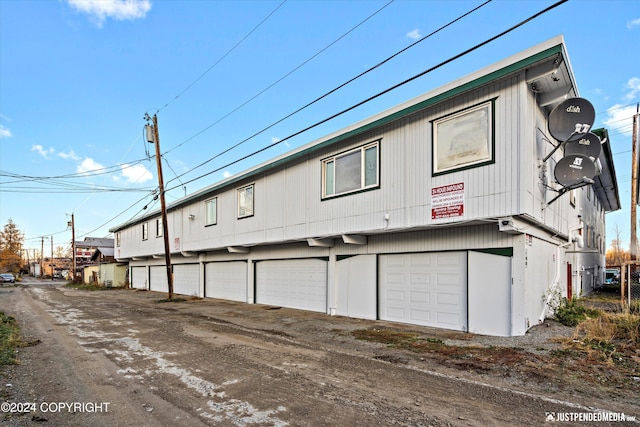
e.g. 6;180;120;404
174;264;200;297
336;255;377;319
379;252;467;331
205;261;248;302
468;251;511;336
256;259;327;313
150;265;168;293
131;266;147;290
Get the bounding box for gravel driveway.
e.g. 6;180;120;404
0;279;638;426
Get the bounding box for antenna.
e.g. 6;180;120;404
543;97;596;162
564;132;601;159
554;154;597;187
548;97;595;142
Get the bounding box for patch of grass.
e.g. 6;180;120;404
554;297;601;326
0;313;21;366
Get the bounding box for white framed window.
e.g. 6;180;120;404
142;223;148;241
237;184;254;218
322;141;379;199
155;218;162;237
116;233;121;247
432;99;495;176
205;197;217;225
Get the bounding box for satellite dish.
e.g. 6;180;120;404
564;132;601;159
554;154;597;187
548;97;595;142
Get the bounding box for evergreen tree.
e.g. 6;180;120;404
0;219;24;273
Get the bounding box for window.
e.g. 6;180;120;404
205;197;217;225
432;100;495;176
142;223;148;241
155;218;162;237
237;184;254;218
322;141;379;198
116;233;121;247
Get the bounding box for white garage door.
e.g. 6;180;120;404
174;264;200;297
379;252;467;331
205;261;247;302
150;265;168;293
256;258;327;313
131;266;147;290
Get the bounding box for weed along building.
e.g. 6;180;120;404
111;36;619;337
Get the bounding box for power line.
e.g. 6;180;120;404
167;0;567;192
158;0;288;113
162;0;398;158
165;0;492;186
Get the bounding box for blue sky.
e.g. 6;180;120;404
0;0;638;254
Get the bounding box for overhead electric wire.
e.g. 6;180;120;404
18;0;565;240
167;0;567;192
165;0;492;186
158;0;288;113
163;0;397;156
76;189;160;239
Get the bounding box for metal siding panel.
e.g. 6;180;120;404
205;261;248;302
379;252;467;331
468;252;512;336
131;266;147;290
173;264;200;297
256;259;327;313
149;266;168;293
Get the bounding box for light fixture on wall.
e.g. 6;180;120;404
188;214;195;220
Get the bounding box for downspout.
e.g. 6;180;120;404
539;223;583;323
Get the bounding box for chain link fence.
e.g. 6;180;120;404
621;263;640;307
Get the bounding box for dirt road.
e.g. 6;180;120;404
1;279;638;426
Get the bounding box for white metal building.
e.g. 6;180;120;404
111;36;619;336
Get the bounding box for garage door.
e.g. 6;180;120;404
256;258;327;313
131;266;147;290
150;265;168;293
205;261;247;302
379;252;467;331
174;264;200;297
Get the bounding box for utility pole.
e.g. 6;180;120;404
40;236;44;278
145;113;174;299
51;235;53;281
68;214;76;282
632;104;639;261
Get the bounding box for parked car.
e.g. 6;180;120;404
0;273;16;283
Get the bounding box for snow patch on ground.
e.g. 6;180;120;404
42;298;288;426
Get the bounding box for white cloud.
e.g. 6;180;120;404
222;171;232;179
66;0;152;27
0;125;11;139
58;149;81;160
624;77;640;101
77;157;104;174
407;29;421;40
602;77;640;137
120;163;153;183
31;144;55;159
627;18;640;29
603;103;637;137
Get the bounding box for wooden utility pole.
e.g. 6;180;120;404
50;235;53;281
146;113;174;299
70;214;76;282
632;104;639;261
40;236;44;278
